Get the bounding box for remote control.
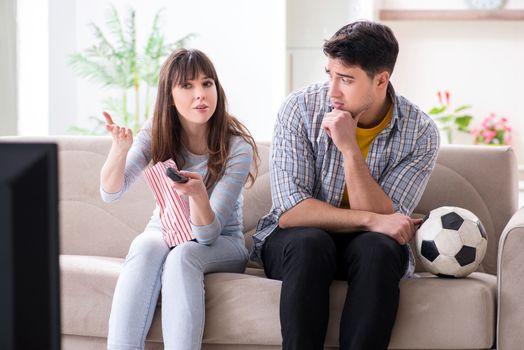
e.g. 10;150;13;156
165;167;189;183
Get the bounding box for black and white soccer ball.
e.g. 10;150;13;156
415;206;488;278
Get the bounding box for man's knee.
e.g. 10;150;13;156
348;232;405;267
285;227;335;255
279;228;337;272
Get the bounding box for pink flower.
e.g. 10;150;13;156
437;91;443;105
485;130;497;139
473;113;512;146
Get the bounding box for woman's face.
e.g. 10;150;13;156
172;72;218;129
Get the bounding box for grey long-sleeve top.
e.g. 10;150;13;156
100;120;254;245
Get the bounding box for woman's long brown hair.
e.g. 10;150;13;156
151;48;258;189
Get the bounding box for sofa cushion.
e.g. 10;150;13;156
61;255;496;348
390;272;496;349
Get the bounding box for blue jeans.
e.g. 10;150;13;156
107;218;248;350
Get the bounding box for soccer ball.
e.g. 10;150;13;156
415;206;488;278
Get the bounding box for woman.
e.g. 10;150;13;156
100;48;258;350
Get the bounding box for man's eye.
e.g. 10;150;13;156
342;78;352;84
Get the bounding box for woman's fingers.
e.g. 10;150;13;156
102;111;133;144
103;111;114;125
103;112;131;137
178;170;202;180
103;112;118;134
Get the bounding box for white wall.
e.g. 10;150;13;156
49;0;76;135
18;0;48;135
286;0;377;92
22;0;524;166
49;0;285;142
386;20;524;164
0;0;17;135
286;0;524;165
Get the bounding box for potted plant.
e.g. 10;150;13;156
428;91;473;144
470;113;512;145
68;5;194;134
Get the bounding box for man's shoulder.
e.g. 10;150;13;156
393;94;440;146
395;95;437;129
284;81;329;106
279;81;329;124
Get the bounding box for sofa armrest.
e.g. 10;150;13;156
497;207;524;350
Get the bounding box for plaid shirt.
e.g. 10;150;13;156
251;81;440;277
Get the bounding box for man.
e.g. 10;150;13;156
251;20;440;350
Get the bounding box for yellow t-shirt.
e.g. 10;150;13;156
339;104;393;208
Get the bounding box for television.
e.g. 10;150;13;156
0;142;61;350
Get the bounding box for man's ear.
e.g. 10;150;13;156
376;71;390;88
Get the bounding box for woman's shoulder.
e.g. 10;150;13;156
229;135;254;157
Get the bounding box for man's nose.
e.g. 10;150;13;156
328;80;341;97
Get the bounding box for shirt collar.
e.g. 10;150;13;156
387;83;402;132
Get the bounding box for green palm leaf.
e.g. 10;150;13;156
68;4;195;134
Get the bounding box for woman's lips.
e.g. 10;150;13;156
194;105;209;112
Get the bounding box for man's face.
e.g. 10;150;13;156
325;57;376;116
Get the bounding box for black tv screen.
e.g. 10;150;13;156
0;142;61;350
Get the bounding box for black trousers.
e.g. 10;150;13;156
261;226;408;350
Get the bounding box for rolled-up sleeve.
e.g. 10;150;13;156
380;120;440;215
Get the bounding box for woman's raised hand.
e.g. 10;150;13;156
103;112;133;152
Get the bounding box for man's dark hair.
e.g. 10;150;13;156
323;20;399;78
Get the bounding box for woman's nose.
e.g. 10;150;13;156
195;87;205;100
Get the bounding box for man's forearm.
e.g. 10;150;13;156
278;198;377;233
278;197;420;244
343;151;394;214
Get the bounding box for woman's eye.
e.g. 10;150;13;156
182;83;191;89
203;81;214;87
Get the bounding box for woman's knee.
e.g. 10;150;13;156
165;241;203;271
127;231;169;262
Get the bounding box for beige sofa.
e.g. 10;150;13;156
4;136;523;349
